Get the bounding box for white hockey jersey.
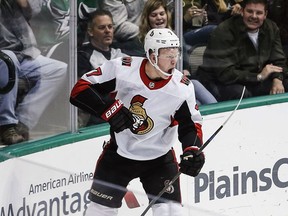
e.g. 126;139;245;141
77;56;203;160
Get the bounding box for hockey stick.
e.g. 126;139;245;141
140;172;181;216
196;86;246;154
140;86;246;216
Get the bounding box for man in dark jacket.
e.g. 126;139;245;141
198;0;288;101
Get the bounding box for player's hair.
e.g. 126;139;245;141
138;0;172;43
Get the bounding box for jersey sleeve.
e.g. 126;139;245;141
174;84;203;151
70;59;119;117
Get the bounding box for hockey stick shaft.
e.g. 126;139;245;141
140;172;181;216
140;86;246;216
141;122;223;215
197;86;245;154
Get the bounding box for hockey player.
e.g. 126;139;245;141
70;28;205;216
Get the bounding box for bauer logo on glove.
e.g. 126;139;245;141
179;146;205;177
101;99;124;120
101;99;134;133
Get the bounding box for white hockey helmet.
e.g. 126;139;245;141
144;28;180;77
144;28;180;57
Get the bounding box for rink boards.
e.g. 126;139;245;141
1;94;288;216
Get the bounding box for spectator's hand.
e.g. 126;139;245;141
260;64;283;80
231;3;242;16
270;79;285;95
101;99;134;133
192;8;205;18
184;7;195;21
179;146;205;177
183;69;190;76
184;6;203;21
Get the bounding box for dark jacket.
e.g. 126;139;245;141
198;15;287;85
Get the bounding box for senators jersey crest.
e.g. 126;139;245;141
129;95;154;135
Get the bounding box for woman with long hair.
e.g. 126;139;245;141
138;0;217;105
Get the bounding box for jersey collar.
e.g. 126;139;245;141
140;59;172;90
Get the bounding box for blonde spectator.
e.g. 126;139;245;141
138;0;217;105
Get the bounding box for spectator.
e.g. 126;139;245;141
0;0;67;146
77;1;98;48
230;0;244;16
198;0;288;101
98;0;146;56
139;0;217;105
77;9;128;127
266;0;288;64
183;0;243;49
139;0;172;43
202;0;242;25
0;51;15;95
70;28;205;216
183;1;217;49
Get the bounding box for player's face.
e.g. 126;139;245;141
242;3;267;33
148;6;168;29
88;15;114;50
157;47;179;78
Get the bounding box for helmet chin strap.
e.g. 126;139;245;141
153;64;174;77
147;54;174;77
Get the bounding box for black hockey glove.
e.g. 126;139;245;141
179;146;205;177
101;99;134;133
